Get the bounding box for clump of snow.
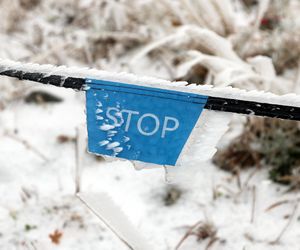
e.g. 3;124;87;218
113;147;123;154
99;140;110;146
106;142;121;150
96;115;104;120
99;124;115;131
178;110;232;166
95;108;103;114
123;136;130;142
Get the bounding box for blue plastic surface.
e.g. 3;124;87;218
85;79;208;166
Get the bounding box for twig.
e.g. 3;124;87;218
250;185;256;224
175;221;202;250
270;202;298;245
75;125;85;194
5;132;48;162
243;167;260;190
235;167;242;191
205;237;219;250
265;200;291;212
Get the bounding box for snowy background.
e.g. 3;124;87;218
0;0;300;249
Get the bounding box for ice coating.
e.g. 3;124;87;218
177;110;232;165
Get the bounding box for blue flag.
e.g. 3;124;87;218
85;79;208;166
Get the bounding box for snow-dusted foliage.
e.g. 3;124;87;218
1;0;299;92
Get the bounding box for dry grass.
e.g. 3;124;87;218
175;220;220;250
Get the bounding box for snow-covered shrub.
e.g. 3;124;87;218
212;0;300;187
214;118;300;188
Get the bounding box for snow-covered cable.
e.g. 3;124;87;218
0;58;299;121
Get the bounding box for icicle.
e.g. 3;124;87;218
163;166;175;184
75;125;86;194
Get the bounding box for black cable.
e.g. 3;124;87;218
205;97;300;121
0;70;85;90
1;69;299;121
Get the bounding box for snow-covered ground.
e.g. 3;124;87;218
0;84;299;250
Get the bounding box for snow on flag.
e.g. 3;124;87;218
85;79;208;166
